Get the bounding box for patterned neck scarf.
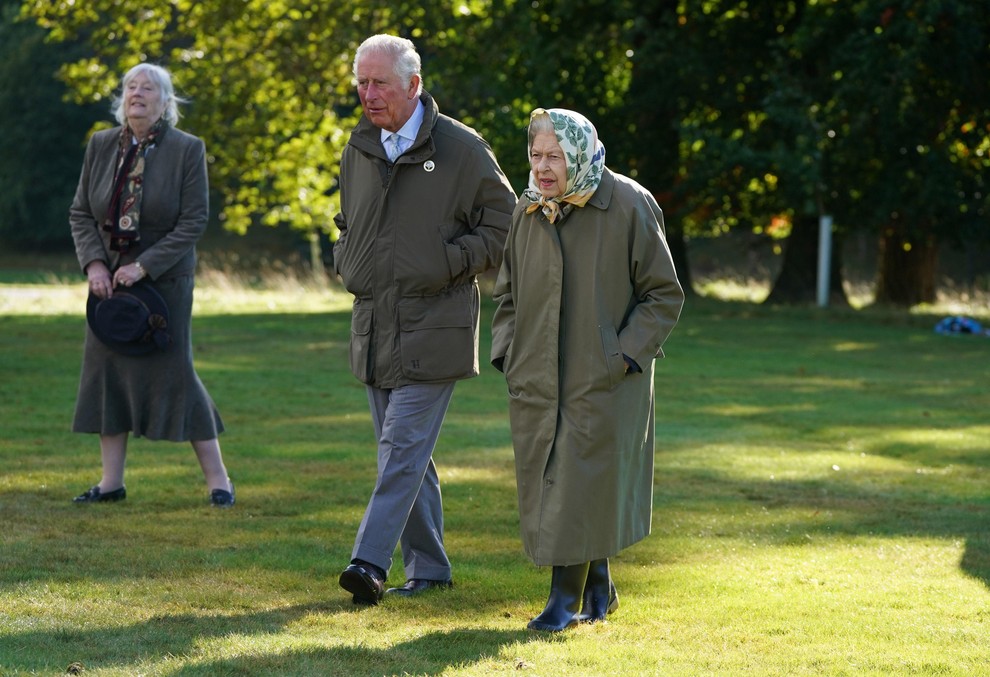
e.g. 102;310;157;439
523;108;606;224
103;118;168;253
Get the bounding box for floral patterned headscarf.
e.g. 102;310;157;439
523;107;606;224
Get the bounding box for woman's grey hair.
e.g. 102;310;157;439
528;109;555;149
353;34;423;96
111;63;185;126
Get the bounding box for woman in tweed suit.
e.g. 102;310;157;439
69;63;234;507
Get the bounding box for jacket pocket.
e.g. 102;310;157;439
349;304;374;383
398;297;476;381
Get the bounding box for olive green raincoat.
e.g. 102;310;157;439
491;168;684;566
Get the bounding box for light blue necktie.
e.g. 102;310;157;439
386;133;402;161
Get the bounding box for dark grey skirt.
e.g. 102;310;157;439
72;275;224;441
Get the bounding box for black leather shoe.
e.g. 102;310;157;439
385;578;453;597
73;485;126;503
210;479;235;508
339;562;385;605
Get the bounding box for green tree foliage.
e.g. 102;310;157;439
20;0;990;305
23;0;370;239
20;0;549;243
650;0;990;305
409;1;635;190
0;0;102;250
831;0;990;304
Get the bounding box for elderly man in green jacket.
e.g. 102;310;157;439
332;34;516;605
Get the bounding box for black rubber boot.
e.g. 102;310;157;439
527;562;590;632
578;558;619;622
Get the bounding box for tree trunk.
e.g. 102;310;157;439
765;214;848;306
665;220;694;297
308;230;329;284
874;225;937;306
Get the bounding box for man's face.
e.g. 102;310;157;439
355;51;420;133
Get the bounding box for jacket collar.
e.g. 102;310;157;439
586;167;615;211
349;91;439;163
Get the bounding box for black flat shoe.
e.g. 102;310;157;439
339;562;385;605
73;485;126;503
385;578;454;597
210;479;235;508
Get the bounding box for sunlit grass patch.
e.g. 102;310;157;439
2;272;988;675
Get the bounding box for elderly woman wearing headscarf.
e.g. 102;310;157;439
491;108;684;632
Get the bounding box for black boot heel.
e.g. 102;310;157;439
578;558;619;622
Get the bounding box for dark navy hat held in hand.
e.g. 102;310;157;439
86;280;171;356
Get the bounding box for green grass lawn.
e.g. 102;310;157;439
1;272;988;676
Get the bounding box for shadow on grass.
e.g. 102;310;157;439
170;627;538;676
4;603;536;675
653;465;990;589
654;298;990;589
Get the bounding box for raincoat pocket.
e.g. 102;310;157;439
599;325;626;390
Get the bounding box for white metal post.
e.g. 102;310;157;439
817;215;833;308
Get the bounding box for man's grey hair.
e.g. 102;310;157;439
354;34;423;96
